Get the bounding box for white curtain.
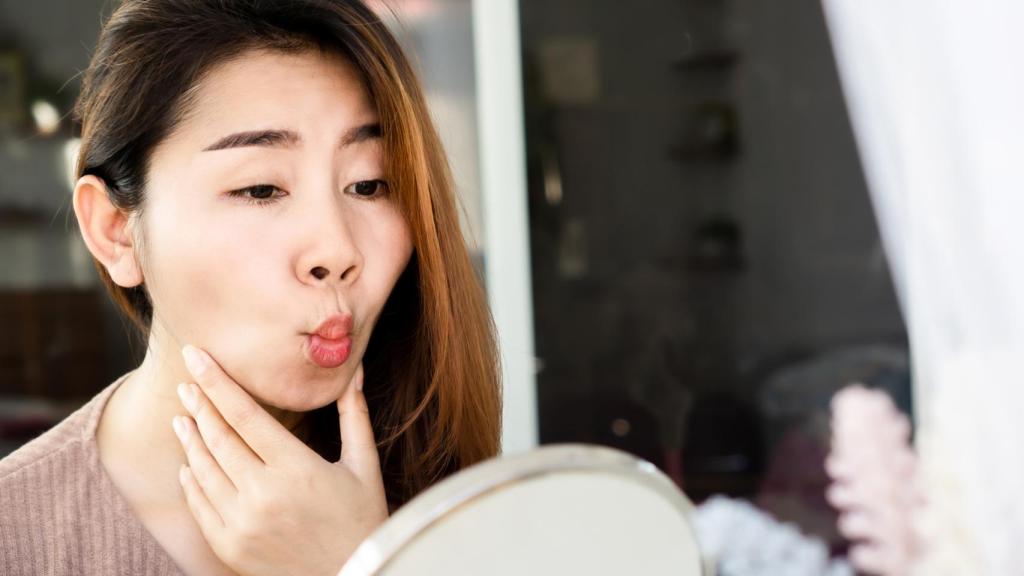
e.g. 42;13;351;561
822;1;1024;573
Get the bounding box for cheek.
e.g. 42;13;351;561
139;193;413;410
148;215;298;404
360;208;414;309
141;199;288;344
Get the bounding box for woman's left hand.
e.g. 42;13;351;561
172;344;389;576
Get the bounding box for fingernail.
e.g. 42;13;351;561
182;345;206;376
177;382;197;412
172;416;188;442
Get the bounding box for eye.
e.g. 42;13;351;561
227;184;286;206
345;179;390;200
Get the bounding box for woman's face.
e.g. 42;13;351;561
139;48;413;411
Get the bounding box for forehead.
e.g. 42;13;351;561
173;48;375;142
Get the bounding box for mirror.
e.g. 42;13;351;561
341;444;705;576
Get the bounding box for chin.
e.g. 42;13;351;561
254;380;343;413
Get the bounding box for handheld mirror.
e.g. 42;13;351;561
340;444;706;576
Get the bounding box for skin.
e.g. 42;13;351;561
74;48;413;575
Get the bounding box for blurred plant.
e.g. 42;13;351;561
825;385;924;574
694;495;853;576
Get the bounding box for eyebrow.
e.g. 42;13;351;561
201;122;381;152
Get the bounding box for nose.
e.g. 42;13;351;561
297;200;363;287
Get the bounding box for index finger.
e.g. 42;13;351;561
337;364;383;486
182;344;305;464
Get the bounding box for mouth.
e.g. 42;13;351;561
305;313;354;368
306;333;352;368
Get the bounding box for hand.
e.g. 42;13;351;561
172;344;389;576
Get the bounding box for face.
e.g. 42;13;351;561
138;48;413;411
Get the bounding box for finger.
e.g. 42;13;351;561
173;415;238;516
182;344;304;464
179;464;226;535
337;364;382;485
178;381;262;489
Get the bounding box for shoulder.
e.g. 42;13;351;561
0;380;126;573
0;397;93;483
0;375;126;514
0;403;93;573
0;373;129;482
0;401;96;542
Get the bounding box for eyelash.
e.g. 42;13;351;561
227;179;390;207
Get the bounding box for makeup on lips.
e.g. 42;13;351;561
306;314;353;368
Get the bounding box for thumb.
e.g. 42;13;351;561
336;363;383;486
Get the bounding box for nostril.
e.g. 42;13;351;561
311;266;329;280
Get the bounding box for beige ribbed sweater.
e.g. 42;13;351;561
0;373;185;575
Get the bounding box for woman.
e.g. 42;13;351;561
0;1;502;574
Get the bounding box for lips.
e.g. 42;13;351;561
306;314;353;368
313;314;353;339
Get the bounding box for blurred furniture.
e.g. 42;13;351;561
0;288;110;455
0;288;109;399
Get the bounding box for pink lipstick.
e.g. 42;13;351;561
306;314;353;368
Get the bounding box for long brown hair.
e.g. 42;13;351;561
74;0;502;509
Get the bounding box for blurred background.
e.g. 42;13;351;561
0;0;910;562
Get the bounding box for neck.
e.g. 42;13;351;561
96;325;308;508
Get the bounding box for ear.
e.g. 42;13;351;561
72;175;144;288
